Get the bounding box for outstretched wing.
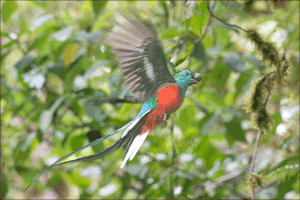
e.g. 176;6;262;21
106;14;176;103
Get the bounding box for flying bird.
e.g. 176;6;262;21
25;13;202;190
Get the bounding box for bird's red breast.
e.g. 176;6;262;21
157;84;183;115
141;84;183;134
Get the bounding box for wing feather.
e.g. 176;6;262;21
106;14;176;103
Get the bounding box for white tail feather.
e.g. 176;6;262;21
120;131;149;168
121;110;151;138
130;131;148;160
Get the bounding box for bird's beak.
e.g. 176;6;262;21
191;73;202;85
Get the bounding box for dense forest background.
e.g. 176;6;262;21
1;0;299;199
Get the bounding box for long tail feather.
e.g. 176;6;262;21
24;121;132;191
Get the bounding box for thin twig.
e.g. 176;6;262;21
249;127;262;200
207;0;248;33
86;97;140;106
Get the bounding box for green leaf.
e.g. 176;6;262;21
207;46;223;56
65;56;85;90
202;114;220;135
63;43;79;67
178;104;195;132
14;53;37;71
53;26;74;42
75;31;103;44
39;97;64;134
92;10;113;31
84;60;109;79
190;2;209;36
223;52;245;73
47;62;65;77
15;166;41;184
160;28;180;40
195;136;224;169
212;63;231;91
276;177;297;199
1;1;18;22
71;135;86;152
225;117;247;145
71;171;91;189
200;91;225;110
221;1;242;10
235;73;252;95
39;111;53;134
216;26;230;46
13;133;37;165
30;14;53;31
28;31;52;55
244;53;265;71
0;173;8;198
191;42;206;63
84;98;107;122
175;55;188;67
92;0;107;16
275;156;299;169
21;132;37;152
87;130;103;153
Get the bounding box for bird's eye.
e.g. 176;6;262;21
185;71;189;76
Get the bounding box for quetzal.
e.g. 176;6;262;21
25;14;202;190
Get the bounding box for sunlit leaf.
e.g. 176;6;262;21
2;1;18;22
63;43;79;67
39;97;64;134
30;14;53;31
53;26;74;42
190;2;209;36
160;28;180;40
175;55;188;67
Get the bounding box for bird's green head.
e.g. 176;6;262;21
174;70;202;96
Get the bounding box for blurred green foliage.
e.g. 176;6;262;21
1;1;299;199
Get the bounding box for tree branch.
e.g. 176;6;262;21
86;97;140;106
249;127;262;200
207;0;248;33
